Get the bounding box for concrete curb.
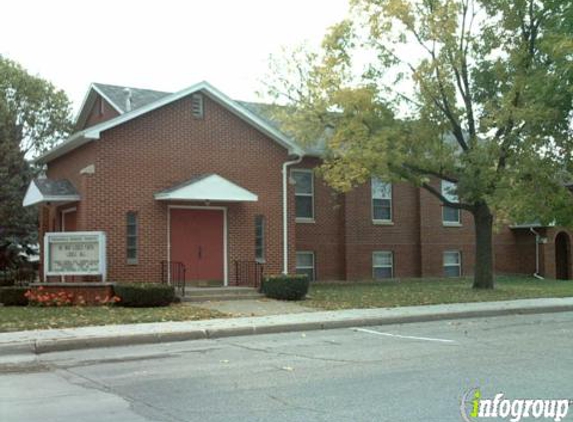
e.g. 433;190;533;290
2;299;573;356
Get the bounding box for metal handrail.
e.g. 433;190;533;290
161;260;186;296
233;260;264;289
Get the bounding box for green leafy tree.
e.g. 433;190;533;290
0;56;73;269
0;100;36;268
264;0;573;288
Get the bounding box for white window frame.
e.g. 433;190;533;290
296;251;315;281
372;251;394;279
441;180;461;226
443;250;462;277
60;207;77;231
371;178;393;224
292;169;315;222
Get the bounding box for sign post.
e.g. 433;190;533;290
44;232;107;281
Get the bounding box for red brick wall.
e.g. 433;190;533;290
419;180;476;277
49;94;296;283
293;158;346;280
343;181;421;280
43;90;571;283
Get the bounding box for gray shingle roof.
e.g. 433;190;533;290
238;101;327;155
34;179;79;196
88;84;325;155
93;83;170;113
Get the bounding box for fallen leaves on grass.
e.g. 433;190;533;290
0;304;228;333
305;276;573;311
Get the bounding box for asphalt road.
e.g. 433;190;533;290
1;312;573;422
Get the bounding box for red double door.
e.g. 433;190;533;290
170;209;225;283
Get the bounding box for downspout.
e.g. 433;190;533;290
282;154;303;274
530;227;544;279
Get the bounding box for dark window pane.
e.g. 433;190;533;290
296;268;314;281
255;215;264;261
127;236;137;249
127;248;137;260
296;253;314;268
126;212;138;263
127;224;137;236
373;252;392;267
374;267;392;279
127;212;137;225
373;199;391;220
443;207;460;223
444;265;460;277
296;196;313;219
444;251;460;266
293;171;312;194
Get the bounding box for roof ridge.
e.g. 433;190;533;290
92;82;172;95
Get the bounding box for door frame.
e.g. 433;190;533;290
167;205;228;286
61;206;77;231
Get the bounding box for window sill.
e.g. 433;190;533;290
443;222;462;228
372;220;394;226
296;218;315;224
127;260;138;266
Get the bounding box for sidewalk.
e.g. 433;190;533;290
2;297;573;357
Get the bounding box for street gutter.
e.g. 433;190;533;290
1;297;573;357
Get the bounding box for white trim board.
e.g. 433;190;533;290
60;207;77;231
167;205;228;286
155;174;258;202
73;84;124;132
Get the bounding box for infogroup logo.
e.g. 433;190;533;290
461;388;571;422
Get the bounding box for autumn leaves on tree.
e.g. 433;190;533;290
264;0;573;288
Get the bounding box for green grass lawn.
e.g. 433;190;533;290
305;276;573;310
0;304;228;333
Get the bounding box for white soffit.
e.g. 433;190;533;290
155;174;258;202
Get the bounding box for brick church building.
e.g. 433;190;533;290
23;82;573;285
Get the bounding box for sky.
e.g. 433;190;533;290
1;0;350;113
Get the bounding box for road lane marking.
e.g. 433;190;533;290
352;328;457;344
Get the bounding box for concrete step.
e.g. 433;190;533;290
180;286;263;302
185;280;225;288
181;293;264;302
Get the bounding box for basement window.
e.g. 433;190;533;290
373;251;394;279
191;93;204;118
296;251;315;281
443;250;461;277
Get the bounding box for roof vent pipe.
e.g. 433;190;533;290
123;87;132;112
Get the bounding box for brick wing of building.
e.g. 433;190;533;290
24;81;573;286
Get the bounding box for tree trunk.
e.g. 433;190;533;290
473;202;494;289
